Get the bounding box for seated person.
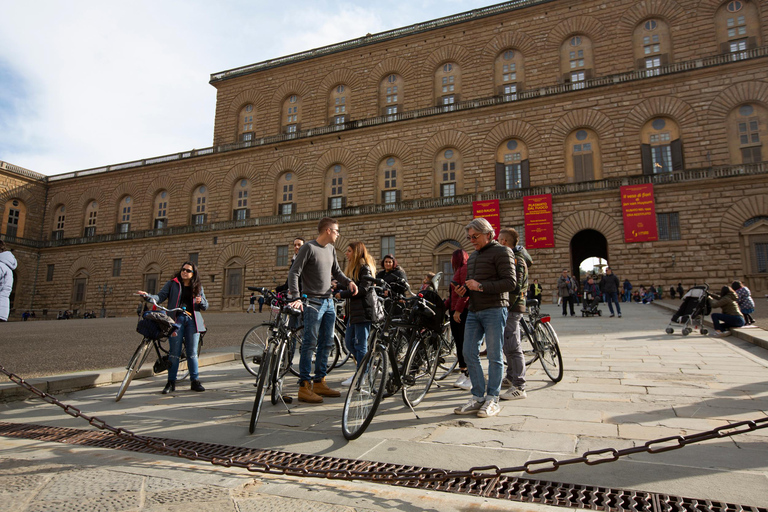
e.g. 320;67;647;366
669;286;676;299
583;277;601;308
708;285;745;337
632;290;641;302
642;287;655;304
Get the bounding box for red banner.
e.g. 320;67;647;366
472;199;501;238
524;194;555;248
621;184;658;243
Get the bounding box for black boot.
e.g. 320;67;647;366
191;380;205;392
162;381;175;394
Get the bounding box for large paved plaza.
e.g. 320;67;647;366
1;301;767;510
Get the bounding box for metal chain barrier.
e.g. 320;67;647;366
3;364;768;484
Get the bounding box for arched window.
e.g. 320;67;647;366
329;84;350;125
117;196;132;233
153;190;169;229
52;204;66;240
380;74;403;116
740;216;768;278
143;263;162;295
494;49;525;97
565;129;602;182
83;200;98;237
2;198;27;238
435;148;463;197
326;164;347;210
238;104;255;141
633;19;672;74
435;62;461;107
192;185;207;225
378;157;402;204
282;94;301;134
232;179;250;220
715;1;761;54
495;139;530;190
72;268;89;306
277;172;296;215
223;257;245;310
727;104;766;164
433;240;463;298
641;117;683;173
560;35;594;89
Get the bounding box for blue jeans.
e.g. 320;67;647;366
345;321;371;369
168;314;199;381
300;298;335;382
711;313;745;331
462;307;507;400
606;292;621;315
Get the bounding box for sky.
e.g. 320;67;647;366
0;0;496;176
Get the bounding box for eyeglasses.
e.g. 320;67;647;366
181;268;194;273
466;233;483;241
330;228;340;234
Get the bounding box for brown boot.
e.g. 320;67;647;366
298;380;323;403
312;377;340;397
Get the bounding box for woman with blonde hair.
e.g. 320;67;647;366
335;241;377;385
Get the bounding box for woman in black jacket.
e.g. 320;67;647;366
139;261;208;394
376;254;408;293
336;242;377;384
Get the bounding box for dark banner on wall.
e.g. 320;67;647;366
524;194;555;248
621;184;658;243
472;199;501;238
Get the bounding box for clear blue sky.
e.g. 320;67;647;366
0;0;496;175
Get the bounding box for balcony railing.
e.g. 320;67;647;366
2;162;760;249
31;44;768;183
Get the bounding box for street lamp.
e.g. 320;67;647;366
98;284;113;318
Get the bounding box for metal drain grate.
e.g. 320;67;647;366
1;422;765;512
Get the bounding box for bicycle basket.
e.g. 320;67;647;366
411;289;447;332
136;311;176;340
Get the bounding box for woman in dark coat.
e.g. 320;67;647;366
376;254;408;292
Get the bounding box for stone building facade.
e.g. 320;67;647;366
1;0;768;318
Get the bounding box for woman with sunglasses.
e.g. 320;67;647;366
138;261;208;394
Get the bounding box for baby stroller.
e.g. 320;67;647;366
665;284;711;336
581;291;602;317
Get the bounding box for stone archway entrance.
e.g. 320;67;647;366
570;229;608;279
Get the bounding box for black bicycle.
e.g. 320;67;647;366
341;276;447;440
116;294;205;401
520;299;563;382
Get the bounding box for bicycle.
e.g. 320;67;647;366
519;299;563;382
249;299;305;433
116;294;206;402
341;276;448;440
240;287;341;379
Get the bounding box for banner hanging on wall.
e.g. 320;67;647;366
524;194;555;248
620;184;658;243
472;199;501;238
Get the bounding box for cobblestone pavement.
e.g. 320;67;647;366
1;302;767;510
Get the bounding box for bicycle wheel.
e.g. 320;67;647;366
241;324;273;377
334;321;352;368
287;327;341;377
535;322;564;383
116;339;153;402
287;327;303;377
341;348;388;440
401;333;440;407
271;336;292;405
520;320;537;366
435;323;458;381
249;342;275;433
326;332;341;373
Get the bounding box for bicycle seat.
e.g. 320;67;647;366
526;299;539;308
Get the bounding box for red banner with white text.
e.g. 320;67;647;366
472;199;501;238
621;184;658;243
524;194;555;248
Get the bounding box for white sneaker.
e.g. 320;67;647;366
500;387;527;401
453;374;471;390
341;375;354;387
477;398;501;418
454;397;484;415
501;377;513;388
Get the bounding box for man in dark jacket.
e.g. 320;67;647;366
454;218;516;419
601;267;622;318
498;228;529;401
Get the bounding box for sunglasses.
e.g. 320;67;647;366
181;268;194;273
466;233;483;241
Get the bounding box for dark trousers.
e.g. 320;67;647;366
450;309;468;369
561;295;575;315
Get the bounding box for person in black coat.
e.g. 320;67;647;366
376;254;408;294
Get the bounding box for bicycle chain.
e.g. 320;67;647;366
2;364;767;483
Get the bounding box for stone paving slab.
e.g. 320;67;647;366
1;303;768;509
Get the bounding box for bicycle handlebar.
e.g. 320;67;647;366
135;293;190;316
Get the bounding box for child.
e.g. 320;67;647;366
420;272;437;291
732;281;755;325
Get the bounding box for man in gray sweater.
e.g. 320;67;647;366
289;217;357;403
